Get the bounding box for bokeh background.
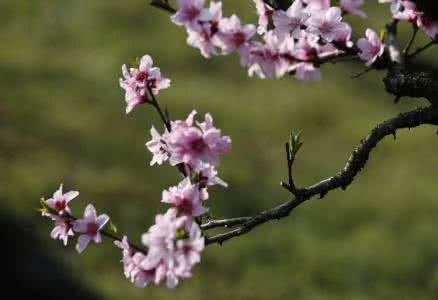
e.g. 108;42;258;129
2;1;438;299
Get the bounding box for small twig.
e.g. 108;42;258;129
146;87;189;176
101;229;147;254
404;25;419;57
150;0;176;13
147;86;172;132
409;40;437;59
280;141;301;195
201;217;251;230
352;67;374;79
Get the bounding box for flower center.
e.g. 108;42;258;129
136;71;148;82
55;200;66;211
87;223;99;235
232;32;246;47
190;138;207;153
186;7;200;21
177;198;193;215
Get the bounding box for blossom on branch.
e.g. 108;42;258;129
357;29;385;66
171;0;205;30
162;178;209;217
193;162;228;188
167;110;231;167
253;0;273;35
272;0;310;39
303;0;330;12
43;213;75;246
115;236;164;288
146;126;170;166
141;209;204;288
186;1;223;58
120;55;170;114
340;0;367;18
306;7;348;43
45;184;79;214
73;204;110;253
216;15;256;55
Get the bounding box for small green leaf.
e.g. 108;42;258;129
109;221;118;234
176;229;186;239
40;198;47;208
289;131;303;156
379;29;385;41
37;207;48;214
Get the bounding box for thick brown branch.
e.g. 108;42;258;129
205;106;438;246
384;66;438;105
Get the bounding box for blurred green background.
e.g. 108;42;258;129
2;1;438;299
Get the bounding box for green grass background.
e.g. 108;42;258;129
2;1;438;299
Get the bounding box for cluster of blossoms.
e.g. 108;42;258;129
116;55;231;288
170;0;387;80
41;184;110;253
379;0;438;40
43;55;231;289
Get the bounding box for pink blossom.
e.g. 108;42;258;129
193;162;228;188
357;29;385;66
307;7;348;42
162;178;209;217
45;184;79;214
186;2;223;58
171;0;205;29
114;237;165;288
340;0;367;18
146;126;169;166
187;28;219;58
273;0;310;39
291;32;319;61
247;31;295;78
217;15;256;55
141;209;204;289
333;22;353;47
417;15;438;40
114;236;132;277
174;220;204;274
43;213;74;246
392;1;419;22
303;0;330;11
292;62;321;81
119;55;171;114
253;0;273;35
167;110;231;167
73;204;109;253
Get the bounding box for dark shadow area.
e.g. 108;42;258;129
3;211;105;300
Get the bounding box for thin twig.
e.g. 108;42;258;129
409;40;437;59
404;25;419;57
101;229;147;254
147;86;171;131
201;217;252;230
150;0;176;13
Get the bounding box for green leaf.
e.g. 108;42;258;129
109;221;118;234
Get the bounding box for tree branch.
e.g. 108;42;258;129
383;65;438;106
150;0;176;13
205;106;438;246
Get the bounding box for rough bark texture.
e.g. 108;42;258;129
383;66;438;106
